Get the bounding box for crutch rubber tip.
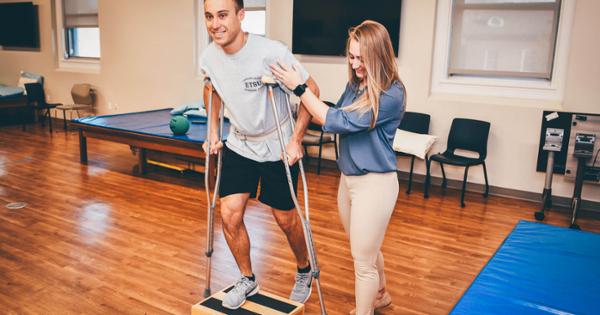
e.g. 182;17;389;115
204;250;213;257
203;288;211;298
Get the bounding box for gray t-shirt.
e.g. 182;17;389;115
200;34;309;162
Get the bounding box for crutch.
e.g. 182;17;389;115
203;77;225;297
262;76;328;315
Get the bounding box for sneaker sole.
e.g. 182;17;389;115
291;284;312;304
222;284;260;310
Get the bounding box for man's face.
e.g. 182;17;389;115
204;0;244;48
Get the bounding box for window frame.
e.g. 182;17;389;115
53;0;100;73
430;0;576;102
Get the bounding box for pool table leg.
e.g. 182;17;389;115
139;148;148;174
79;130;88;164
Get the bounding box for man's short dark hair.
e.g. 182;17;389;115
205;0;244;12
234;0;244;11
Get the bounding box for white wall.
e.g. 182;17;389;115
1;0;599;203
0;0;204;113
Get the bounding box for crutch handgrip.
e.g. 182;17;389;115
261;75;277;85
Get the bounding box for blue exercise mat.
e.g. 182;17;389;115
451;220;600;315
74;108;229;143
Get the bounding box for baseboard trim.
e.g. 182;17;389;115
309;158;600;213
396;171;600;213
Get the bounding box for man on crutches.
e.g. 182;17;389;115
200;0;323;311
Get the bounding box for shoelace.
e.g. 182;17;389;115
292;273;312;293
231;277;253;295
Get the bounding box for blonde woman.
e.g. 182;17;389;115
271;20;405;315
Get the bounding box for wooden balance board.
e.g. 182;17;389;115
192;285;305;315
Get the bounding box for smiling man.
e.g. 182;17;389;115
199;0;320;310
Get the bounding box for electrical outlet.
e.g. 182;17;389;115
113;103;119;110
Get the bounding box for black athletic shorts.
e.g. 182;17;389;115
219;145;299;211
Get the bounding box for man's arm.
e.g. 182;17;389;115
286;76;320;165
202;82;224;155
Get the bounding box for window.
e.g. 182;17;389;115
62;0;99;59
65;27;100;58
449;0;560;80
431;0;576;101
241;0;266;36
242;9;266;36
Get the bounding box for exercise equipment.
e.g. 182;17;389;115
169;115;190;135
203;77;225;297
534;128;563;221
569;133;596;229
263;75;328;315
451;220;600;314
192;285;305;314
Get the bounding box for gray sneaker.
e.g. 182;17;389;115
289;271;312;303
222;276;260;310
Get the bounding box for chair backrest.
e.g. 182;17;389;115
399;111;430;134
446;118;491;159
24;82;46;107
71;83;94;105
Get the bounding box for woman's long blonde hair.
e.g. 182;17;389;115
344;20;403;128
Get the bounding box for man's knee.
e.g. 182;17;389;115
220;195;247;232
272;209;298;232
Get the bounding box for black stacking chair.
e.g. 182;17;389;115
24;83;62;133
426;118;490;207
396;112;431;194
302;101;338;174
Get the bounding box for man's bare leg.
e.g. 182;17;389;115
221;193;253;276
272;208;310;269
272;207;314;302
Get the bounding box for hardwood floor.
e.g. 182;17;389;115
1;123;599;315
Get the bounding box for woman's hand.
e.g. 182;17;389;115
269;60;303;91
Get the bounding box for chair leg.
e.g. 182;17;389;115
424;157;431;199
47;109;53;133
406;155;415;194
461;166;470;208
440;163;447;189
334;137;339;160
21;107;26;131
303;146;309;164
317;144;323;175
482;162;489;197
38;109;45;126
62;109;67;131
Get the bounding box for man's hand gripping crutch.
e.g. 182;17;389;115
202;76;225;298
262;75;328;315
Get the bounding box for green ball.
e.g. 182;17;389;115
169;115;190;135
